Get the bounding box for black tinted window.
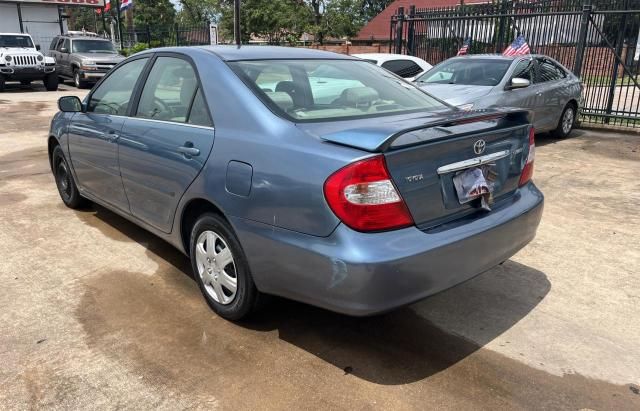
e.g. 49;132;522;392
511;59;536;82
0;35;34;48
381;59;423;78
49;38;59;51
88;58;148;115
536;59;566;82
187;88;213;127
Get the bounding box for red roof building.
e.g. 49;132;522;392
357;0;488;41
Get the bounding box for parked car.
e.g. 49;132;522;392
352;53;432;81
0;32;58;91
48;34;125;89
415;54;582;138
50;46;543;320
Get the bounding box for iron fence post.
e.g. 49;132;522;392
147;25;151;49
573;0;592;77
175;23;180;46
407;5;415;56
604;0;629;124
395;7;405;54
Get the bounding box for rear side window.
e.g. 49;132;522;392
136;57;199;123
187;88;213;127
87;58;148;115
381;59;423;78
511;59;536;82
49;38;59;51
536;59;566;82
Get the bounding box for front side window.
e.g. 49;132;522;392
61;39;70;53
416;59;511;86
72;40;116;54
0;35;34;48
511;59;536;82
381;59;423;78
87;58;148;115
230;59;446;122
536;59;565;82
136;57;199;123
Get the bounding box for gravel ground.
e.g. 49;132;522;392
0;85;639;410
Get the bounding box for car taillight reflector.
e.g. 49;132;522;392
324;155;414;232
519;127;535;186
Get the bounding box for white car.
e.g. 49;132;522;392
0;32;58;91
351;53;432;82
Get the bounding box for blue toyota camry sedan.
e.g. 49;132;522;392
49;46;543;320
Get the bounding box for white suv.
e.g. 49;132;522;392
0;33;58;91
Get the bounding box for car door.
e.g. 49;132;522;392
534;57;569;131
67;57;149;211
118;54;215;233
500;57;546;130
57;38;71;76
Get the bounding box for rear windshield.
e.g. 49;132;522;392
0;35;34;48
229;59;447;122
416;59;511;86
72;39;116;53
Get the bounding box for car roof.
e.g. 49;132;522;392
351;53;426;63
195;45;356;61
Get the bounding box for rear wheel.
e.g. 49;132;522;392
552;104;576;138
44;73;58;91
52;145;86;209
190;213;260;321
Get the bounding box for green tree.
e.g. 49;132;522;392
133;0;177;28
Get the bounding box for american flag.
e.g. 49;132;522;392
502;35;530;56
457;37;471;56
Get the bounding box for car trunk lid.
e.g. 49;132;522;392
302;109;533;229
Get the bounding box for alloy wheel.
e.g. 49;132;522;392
562;108;574;134
195;230;238;305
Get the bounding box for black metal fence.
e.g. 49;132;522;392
391;0;640;128
114;23;212;50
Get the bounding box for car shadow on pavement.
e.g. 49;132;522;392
80;203;550;386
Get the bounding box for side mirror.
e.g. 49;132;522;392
60;47;68;53
507;77;530;90
36;44;41;51
58;96;83;112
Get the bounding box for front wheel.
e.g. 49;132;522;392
190;213;261;321
73;69;87;89
52;145;86;209
552;104;576;138
44;73;58;91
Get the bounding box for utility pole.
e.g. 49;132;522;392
234;0;241;46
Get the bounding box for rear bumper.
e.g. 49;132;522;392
232;182;544;316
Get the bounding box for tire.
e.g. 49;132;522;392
20;80;31;86
73;69;86;89
552;103;576;138
190;213;260;321
44;73;58;91
52;145;86;209
0;75;5;92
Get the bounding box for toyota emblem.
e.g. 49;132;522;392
473;139;486;155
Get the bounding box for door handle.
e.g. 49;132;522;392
177;143;200;158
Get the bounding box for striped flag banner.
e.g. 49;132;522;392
457;37;471;56
502;35;530;56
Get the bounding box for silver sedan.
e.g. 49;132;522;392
415;54;582;137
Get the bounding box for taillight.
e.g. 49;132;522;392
519;127;535;186
324;155;414;232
